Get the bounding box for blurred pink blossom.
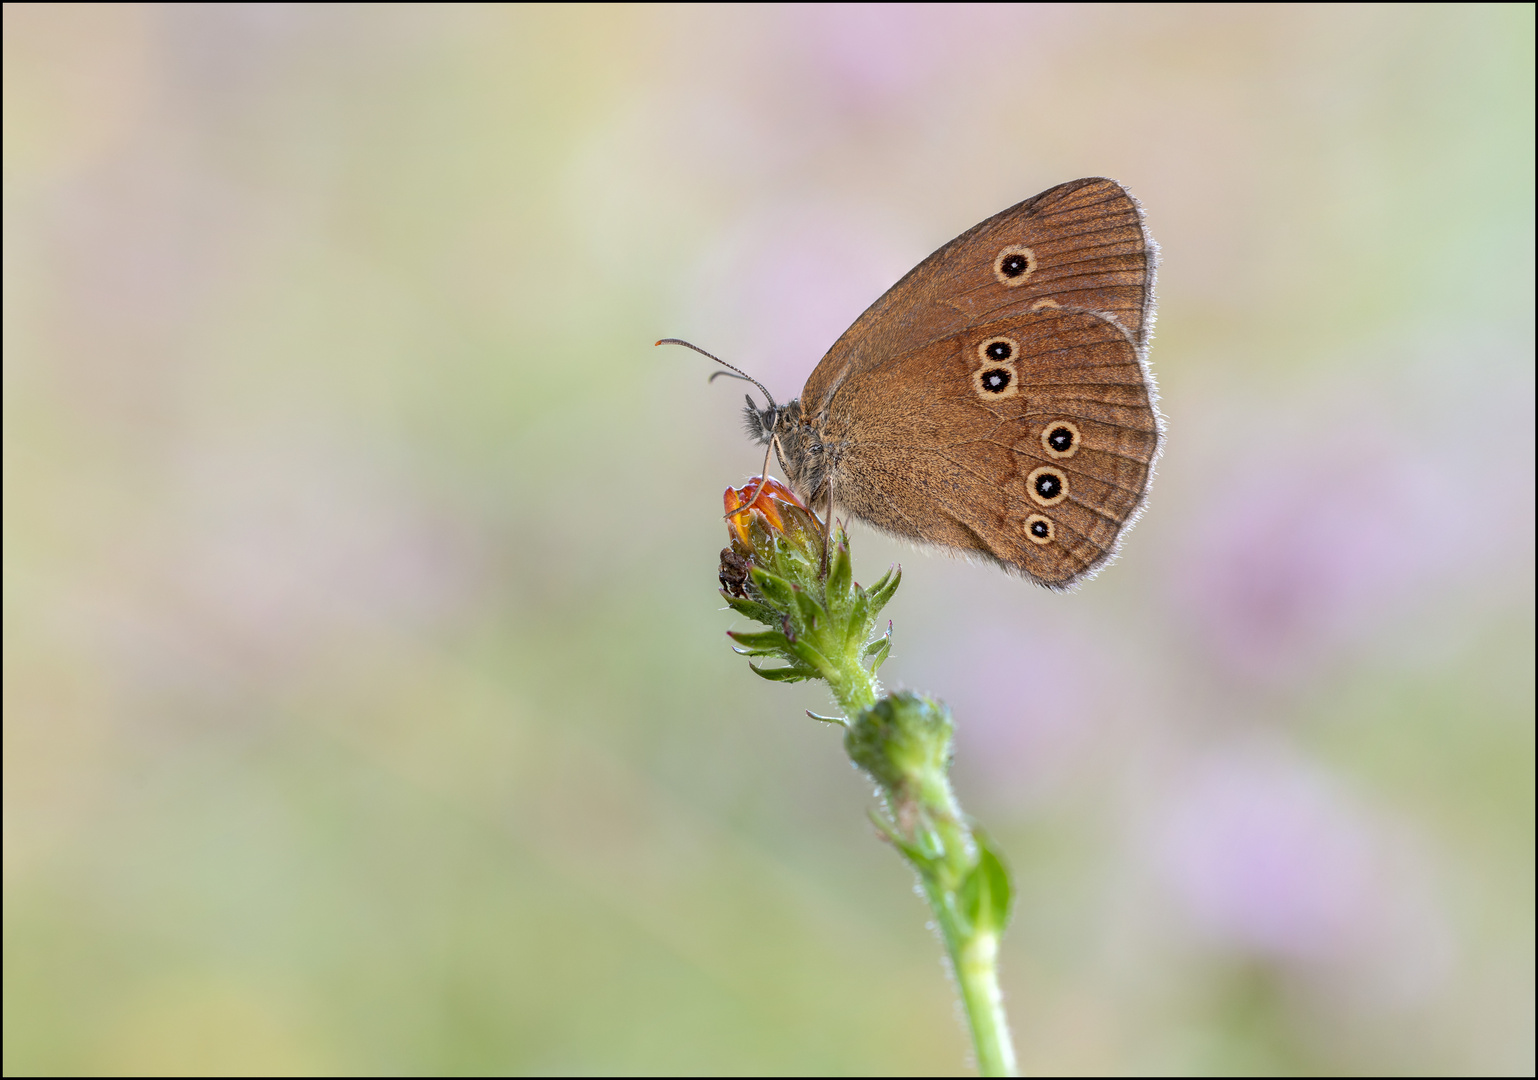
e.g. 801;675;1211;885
923;618;1117;807
1157;744;1374;960
1152;741;1451;1004
687;203;916;396
1173;427;1471;683
788;4;978;106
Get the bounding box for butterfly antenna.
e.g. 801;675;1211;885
656;338;779;409
656;339;791;527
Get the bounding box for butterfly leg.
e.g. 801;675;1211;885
722;436;779;526
818;476;834;580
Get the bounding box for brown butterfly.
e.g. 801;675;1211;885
669;177;1161;589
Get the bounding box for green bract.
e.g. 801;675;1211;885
721;509;898;717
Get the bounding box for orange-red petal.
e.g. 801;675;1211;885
724;476;810;544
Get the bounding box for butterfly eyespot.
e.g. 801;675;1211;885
972;365;1018;399
1024;514;1055;545
977;336;1019;364
1027;466;1068;506
1040;420;1081;458
993;245;1037;286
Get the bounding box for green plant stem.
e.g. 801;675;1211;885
931;886;1016;1076
909;747;1017;1077
825;644;879;718
823;648;1017;1077
722;512;1016;1075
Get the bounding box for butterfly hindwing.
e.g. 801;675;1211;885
821;306;1159;586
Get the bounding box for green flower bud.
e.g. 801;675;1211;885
718;477;899;714
844;691;954;799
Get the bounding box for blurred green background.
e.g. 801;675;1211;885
4;4;1533;1075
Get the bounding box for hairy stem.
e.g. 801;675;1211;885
935;893;1016;1076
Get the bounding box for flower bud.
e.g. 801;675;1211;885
844;691;954;797
714;476;900;707
723;476;821;557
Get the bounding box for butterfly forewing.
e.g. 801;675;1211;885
802;177;1156;418
946;178;1155;346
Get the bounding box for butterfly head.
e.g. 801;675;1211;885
744;396;793;446
749;399;830;512
653;338;835;512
